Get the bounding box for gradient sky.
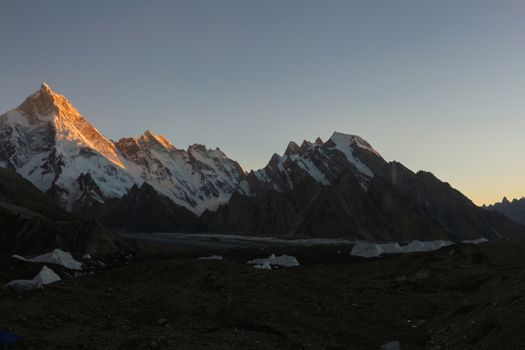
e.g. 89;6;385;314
1;0;524;205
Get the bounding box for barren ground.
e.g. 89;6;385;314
2;238;525;349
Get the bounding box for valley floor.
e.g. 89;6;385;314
2;239;525;349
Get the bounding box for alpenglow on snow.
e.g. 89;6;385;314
0;83;384;215
0;83;250;214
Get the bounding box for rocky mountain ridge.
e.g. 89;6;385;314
0;83;248;214
1;83;524;242
486;197;525;225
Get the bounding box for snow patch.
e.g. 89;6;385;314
254;261;272;270
12;249;83;270
351;238;488;258
6;266;61;290
247;254;300;267
330;131;382;158
329;132;374;178
198;255;223;260
297;158;330;185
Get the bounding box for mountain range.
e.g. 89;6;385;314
0;83;248;214
1;83;524;243
486;197;525;225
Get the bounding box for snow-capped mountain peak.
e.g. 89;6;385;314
115;138;249;214
253;131;384;191
16;82;61;120
284;141;301;156
0;85;386;215
329;131;383;159
0;83;136;209
40;81;53;93
12;83;125;168
138;130;175;151
0;84;248;214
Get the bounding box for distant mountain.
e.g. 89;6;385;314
1;83;523;242
0;167;122;255
249;132;380;192
206;171;450;241
207;136;525;241
0;83;248;214
486;197;525;225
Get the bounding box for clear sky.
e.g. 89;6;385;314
0;0;524;205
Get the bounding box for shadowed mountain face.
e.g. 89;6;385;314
201;133;524;242
206;168;524;242
0;168;123;255
367;162;525;241
249;133;379;192
1;84;524;242
486;197;525;225
205;173;440;241
99;183;200;233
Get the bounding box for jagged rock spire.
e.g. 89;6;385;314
284;141;300;156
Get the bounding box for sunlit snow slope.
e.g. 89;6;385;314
0;83;248;213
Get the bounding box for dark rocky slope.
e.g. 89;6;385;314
3;239;525;349
96;161;525;242
372;161;525;241
208;136;525;241
0;168;124;255
99;182;200;233
206;168;525;241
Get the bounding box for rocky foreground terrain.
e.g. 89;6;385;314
2;239;525;350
